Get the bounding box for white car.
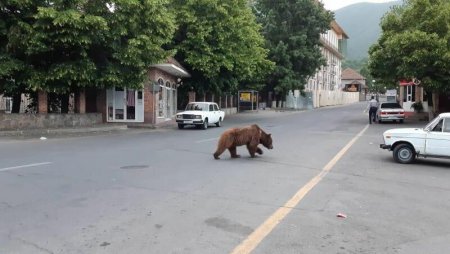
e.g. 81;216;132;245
380;112;450;163
175;102;225;130
376;102;405;123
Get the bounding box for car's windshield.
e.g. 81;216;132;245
380;103;402;109
185;103;207;111
424;116;441;131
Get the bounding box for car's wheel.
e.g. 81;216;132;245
178;124;184;129
202;119;208;130
400;119;404;123
215;117;222;127
393;144;416;164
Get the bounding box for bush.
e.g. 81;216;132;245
411;101;424;112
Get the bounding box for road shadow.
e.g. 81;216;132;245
379;156;450;170
413;159;450;169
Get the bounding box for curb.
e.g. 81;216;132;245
0;125;128;137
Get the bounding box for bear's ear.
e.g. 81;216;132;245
268;134;271;137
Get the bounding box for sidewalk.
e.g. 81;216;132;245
0;108;294;138
0;124;130;138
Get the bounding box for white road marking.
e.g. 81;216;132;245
0;162;52;172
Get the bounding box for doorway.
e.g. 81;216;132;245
402;85;416;112
156;79;177;121
107;87;144;122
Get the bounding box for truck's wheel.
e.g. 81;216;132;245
393;144;416;164
178;124;184;129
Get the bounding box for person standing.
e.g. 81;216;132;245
365;96;379;124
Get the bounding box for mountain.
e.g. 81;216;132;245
334;1;402;61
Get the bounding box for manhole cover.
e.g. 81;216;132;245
120;165;149;170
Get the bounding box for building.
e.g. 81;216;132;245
105;57;190;124
305;21;348;93
341;68;367;101
299;19;358;108
0;58;191;130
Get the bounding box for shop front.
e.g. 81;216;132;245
156;78;177;120
104;57;190;124
107;87;144;122
400;80;416;112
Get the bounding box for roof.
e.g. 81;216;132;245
150;57;191;78
342;68;365;80
331;20;349;39
346;80;363;85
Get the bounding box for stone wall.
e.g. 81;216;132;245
0;113;103;130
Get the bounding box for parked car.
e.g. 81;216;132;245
376;102;405;123
175;102;225;130
380;112;450;163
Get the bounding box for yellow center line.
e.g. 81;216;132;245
230;124;370;254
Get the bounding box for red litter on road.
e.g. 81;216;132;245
336;213;347;218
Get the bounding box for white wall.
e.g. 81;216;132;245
313;90;359;108
283;90;358;109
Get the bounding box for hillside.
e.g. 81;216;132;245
335;1;402;60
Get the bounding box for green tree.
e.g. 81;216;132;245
27;0;175;92
0;0;44;112
1;0;175;112
170;0;273;96
254;0;333;98
342;58;367;71
369;0;450;112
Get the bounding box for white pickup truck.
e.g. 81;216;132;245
175;102;225;130
380;112;450;163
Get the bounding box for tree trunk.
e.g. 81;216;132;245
432;92;440;118
11;93;21;113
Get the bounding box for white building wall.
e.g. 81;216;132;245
304;23;348;108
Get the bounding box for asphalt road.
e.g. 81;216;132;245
1;102;450;254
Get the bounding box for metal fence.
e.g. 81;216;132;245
0;94;35;113
0;93;77;113
0;96;12;113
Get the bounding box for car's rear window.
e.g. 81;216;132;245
381;103;402;109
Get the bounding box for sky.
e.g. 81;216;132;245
321;0;396;11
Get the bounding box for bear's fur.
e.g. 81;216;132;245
213;124;273;159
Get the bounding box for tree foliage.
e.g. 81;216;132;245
368;0;450;92
254;0;333;96
170;0;274;95
1;0;175;96
0;0;40;96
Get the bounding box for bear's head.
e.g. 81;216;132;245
260;132;273;149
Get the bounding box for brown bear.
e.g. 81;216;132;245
213;124;273;159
